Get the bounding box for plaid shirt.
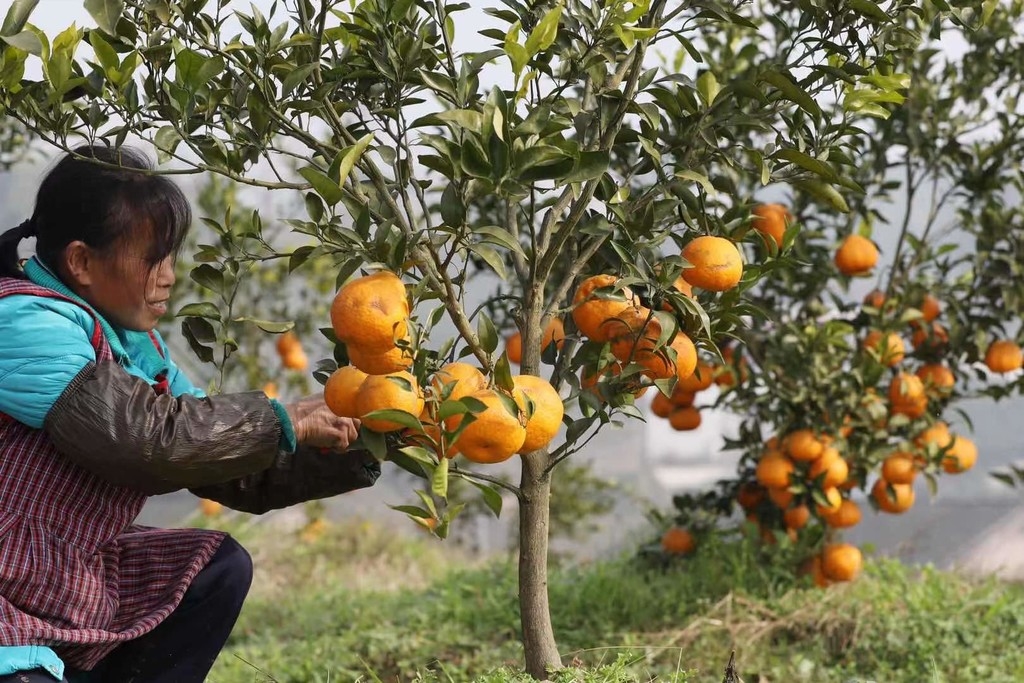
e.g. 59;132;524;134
0;279;224;670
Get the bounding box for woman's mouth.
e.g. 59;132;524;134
149;300;169;316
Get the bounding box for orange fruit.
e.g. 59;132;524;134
920;294;941;322
872;479;914;513
572;275;640;342
680;236;743;292
822;543;863;582
432;362;487;402
331;271;409;348
785;429;824;462
834;234;878;275
514;375;564;453
808;556;831;588
282;348;309;371
347;342;413;375
889;373;928;419
916;364;955;394
668;406;702;431
199;498;223;517
581;363;647;402
784;505;810;530
262;382;279;399
881;452;917;485
542;317;567;350
808;448;849;488
985;339;1023;373
505;332;523;364
443;389;527;464
660;527;696;555
756;454;795;489
670;386;696;408
324;365;368;418
915;421;952;449
767;486;794;509
910;321;949;354
627;331;699;383
736;482;765;510
942;435;977;474
355;371;424;433
275;331;301;357
676;362;715;393
751;203;792;248
822;499;861;528
863;289;886;310
650;391;674;419
814;486;843;516
863;330;905;366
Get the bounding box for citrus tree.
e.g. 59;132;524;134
650;0;1024;588
0;0;960;675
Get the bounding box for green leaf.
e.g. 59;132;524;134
775;149;837;181
564;151;609;183
847;0;890;22
336;133;374;189
761;71;822;119
389;504;433;519
387;451;430;479
298;166;344;206
474;225;525;256
434;109;484;133
468;243;508;281
1;0;38;37
84;0;124;35
504;21;527;78
231;317;295;333
675;170;716;195
524;2;562;56
153;126;180;164
696;71;720;106
437;399;469;421
189;263;224;295
431;456;449;500
476;311;499;354
359;427;389;460
175;302;221;320
362;409;422;431
794;178;850;213
181;318;215;363
493;353;515;392
470;480;503;517
1;30;41;55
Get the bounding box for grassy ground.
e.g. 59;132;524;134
203;515;1024;683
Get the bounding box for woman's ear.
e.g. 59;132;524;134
62;240;95;288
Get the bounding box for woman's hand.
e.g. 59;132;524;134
285;396;360;450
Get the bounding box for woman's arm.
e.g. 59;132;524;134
188;447;382;515
44;360;285;495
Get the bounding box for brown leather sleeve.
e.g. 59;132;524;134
188;447;382;515
43;361;283;495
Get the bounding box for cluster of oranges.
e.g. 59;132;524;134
320;271;564;465
571;235;743;401
655;203;1020;587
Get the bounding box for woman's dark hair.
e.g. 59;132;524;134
0;144;191;279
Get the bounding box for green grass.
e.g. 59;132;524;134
204;517;1024;683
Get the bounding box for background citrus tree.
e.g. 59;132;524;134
650;0;1024;587
0;0;962;676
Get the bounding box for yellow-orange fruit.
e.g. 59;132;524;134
822;543;863;582
834;234;878;275
660;527;696;555
680;236;743;292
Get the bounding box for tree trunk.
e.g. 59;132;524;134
518;449;561;679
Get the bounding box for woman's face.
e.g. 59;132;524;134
62;240;176;332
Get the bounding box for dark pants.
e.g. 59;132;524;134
0;536;253;683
